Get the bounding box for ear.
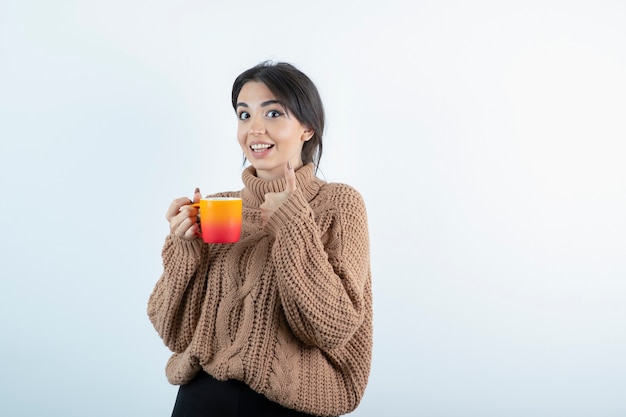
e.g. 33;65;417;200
302;127;314;142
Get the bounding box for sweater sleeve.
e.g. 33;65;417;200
265;184;370;351
147;234;209;353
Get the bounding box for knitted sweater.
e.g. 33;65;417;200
148;163;373;417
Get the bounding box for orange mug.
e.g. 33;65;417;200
192;198;242;243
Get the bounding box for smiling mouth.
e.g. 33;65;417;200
250;144;274;153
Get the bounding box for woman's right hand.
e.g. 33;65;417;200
166;188;202;240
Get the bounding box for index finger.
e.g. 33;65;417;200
166;196;193;220
284;161;297;193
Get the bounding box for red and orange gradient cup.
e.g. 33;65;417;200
192;198;242;243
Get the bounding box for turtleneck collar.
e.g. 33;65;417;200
241;163;324;208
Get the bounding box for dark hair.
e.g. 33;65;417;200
232;61;325;170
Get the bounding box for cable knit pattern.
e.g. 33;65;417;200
147;163;373;416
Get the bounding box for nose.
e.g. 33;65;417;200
249;114;266;136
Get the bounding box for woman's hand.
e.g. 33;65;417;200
260;162;296;226
166;187;202;240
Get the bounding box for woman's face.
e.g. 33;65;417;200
236;81;313;181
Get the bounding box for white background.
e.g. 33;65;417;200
1;1;625;416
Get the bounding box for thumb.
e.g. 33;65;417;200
284;161;297;193
193;187;202;203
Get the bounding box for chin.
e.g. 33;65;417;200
249;158;277;169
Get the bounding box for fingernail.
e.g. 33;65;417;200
194;187;200;194
287;160;293;170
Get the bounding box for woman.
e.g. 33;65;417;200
148;61;373;417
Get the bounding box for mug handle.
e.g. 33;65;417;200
190;202;202;238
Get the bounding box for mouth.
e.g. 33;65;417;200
250;143;274;153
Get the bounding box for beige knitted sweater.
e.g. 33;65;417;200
148;163;373;416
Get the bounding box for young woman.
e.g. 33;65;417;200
148;61;373;417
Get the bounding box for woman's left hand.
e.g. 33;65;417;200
260;162;296;226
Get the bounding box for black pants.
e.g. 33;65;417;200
171;371;317;417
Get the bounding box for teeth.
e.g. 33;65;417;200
251;144;273;151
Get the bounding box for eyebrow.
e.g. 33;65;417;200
236;100;284;108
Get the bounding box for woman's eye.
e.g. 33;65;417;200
238;111;250;120
266;110;281;118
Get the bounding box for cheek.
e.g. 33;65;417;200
276;126;304;147
237;129;247;149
